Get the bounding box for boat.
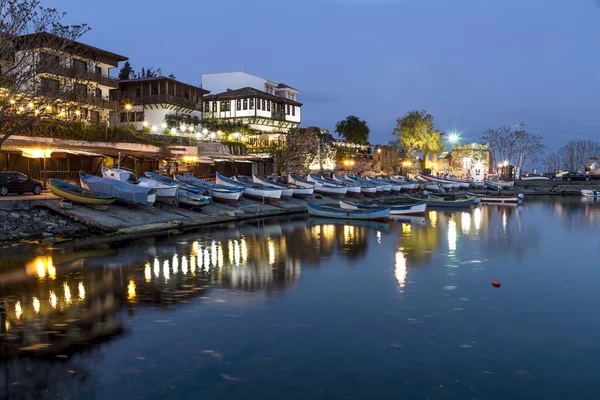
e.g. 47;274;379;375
80;172;157;207
390;176;420;190
466;192;524;203
175;173;243;205
404;194;477;208
366;176;403;191
521;175;550;181
485;175;514;191
177;188;212;208
302;174;347;196
288;174;316;189
346;174;392;192
333;173;377;196
438;175;472;188
102;166;178;206
417;174;461;189
236;175;294;199
215;172;282;204
252;174;314;198
49;179;116;210
581;189;600;197
306;202;389;221
339;199;427;215
309;174;361;197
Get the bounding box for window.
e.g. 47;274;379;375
91;111;100;122
212;102;217;112
135;88;141;98
262;99;266;110
204;102;210;112
151;85;159;95
39;52;59;67
267;101;271;111
221;101;230;112
286;104;290;115
95;87;102;97
74;83;87;97
237;99;241;111
243;99;248;110
249;98;254;110
81;108;88;119
257;99;261;110
17;174;28;182
95;66;102;74
183;91;189;100
72;59;87;72
463;157;472;170
292;105;295;116
40;78;59;94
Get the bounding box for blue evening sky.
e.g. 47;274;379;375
48;0;600;151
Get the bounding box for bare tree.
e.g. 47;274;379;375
481;126;545;173
544;152;561;172
552;139;600;172
0;0;90;146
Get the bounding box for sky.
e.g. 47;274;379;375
46;0;600;152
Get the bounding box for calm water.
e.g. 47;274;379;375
1;197;599;399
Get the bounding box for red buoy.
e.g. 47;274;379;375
491;280;501;288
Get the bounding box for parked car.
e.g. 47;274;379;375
0;172;43;196
561;172;591;181
542;172;556;180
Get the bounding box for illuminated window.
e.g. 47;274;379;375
462;157;472;169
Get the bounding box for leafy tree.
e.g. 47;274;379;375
136;67;157;79
118;61;134;80
0;0;90;147
335;115;370;144
392;110;444;159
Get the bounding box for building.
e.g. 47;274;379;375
202;73;302;147
11;32;127;122
114;76;209;134
448;143;492;178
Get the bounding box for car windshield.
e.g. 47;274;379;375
17;174;29;181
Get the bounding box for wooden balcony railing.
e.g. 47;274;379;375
37;87;120;110
37;64;119;88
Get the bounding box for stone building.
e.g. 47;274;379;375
448;143;492;177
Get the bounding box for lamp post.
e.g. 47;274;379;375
124;103;132;123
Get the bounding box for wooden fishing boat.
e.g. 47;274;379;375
346;174;392;192
80;172;157;207
581;189;600;198
288;174;316;189
303;174;347;196
49;179;116;210
309;174;360;197
333;173;377;195
339;199;427;215
103;166;178;206
252;174;314;198
177;188;212;208
365;176;402;191
175;173;243;205
237;175;294;199
307;202;389;221
216;172;282;204
417;174;461;189
467;192;524;203
405;194;477;208
390;176;420;190
485;175;514;190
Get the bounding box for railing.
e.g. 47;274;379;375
137;95;200;110
36;64;119;88
29;171;82;184
37;88;120;110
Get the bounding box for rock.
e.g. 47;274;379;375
46;225;54;232
18;233;29;238
41;232;53;238
58;220;67;225
9;213;20;219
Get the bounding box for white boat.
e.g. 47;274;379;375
249;175;294;199
364;176;402;191
439;175;471;188
467;192;524;203
581;189;600;197
311;175;361;196
346;175;393;192
333;174;377;195
102;166;178;205
418;174;461;189
216;172;282;203
175;174;243;205
80;172;156;207
304;174;348;196
521;175;550;181
485;175;515;188
339;199;427;215
288;174;316;189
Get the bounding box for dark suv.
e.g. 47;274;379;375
0;172;43;196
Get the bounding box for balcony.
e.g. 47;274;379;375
37;87;120;110
36;64;119;89
271;111;286;120
136;95;200;110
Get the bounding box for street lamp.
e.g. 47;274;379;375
448;133;459;144
124;103;132;123
503;160;509;167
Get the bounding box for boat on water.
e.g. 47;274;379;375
309;174;361;197
307;202;390;221
49;179;116;210
404;194;477;208
102;166;178;206
581;189;600;197
332;173;377;196
252;175;314;198
216;172;282;203
174;173;243;205
485;175;514;191
339;199;427;215
467;192;524;203
346;174;393;192
303;174;347;196
80;172;157;207
235;175;293;199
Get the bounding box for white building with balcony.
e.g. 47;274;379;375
202;72;302;134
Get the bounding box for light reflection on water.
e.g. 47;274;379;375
0;197;600;399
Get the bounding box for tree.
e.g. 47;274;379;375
481;126;545;174
0;0;89;147
392;110;444;159
118;60;134;80
335;115;370;144
545;140;600;172
136;67;157;79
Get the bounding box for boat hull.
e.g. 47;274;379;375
288;174;316;189
581;189;600;198
80;173;156;207
49;180;115;210
339;200;427;215
307;202;389;221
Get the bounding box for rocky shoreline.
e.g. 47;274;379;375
0;207;94;243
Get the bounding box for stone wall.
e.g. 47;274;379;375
0;207;92;242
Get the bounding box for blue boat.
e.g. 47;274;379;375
145;172;208;196
177;188;212;208
484;182;503;191
306;202;389;221
216;172;282;203
175;173;244;205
